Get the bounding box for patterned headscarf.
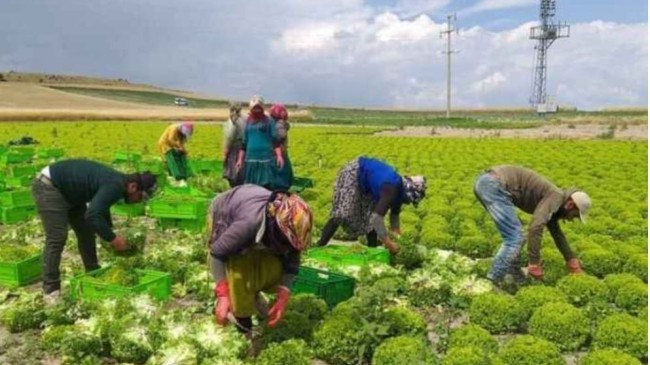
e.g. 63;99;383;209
269;104;288;121
403;175;427;207
179;121;194;138
266;192;313;251
249;95;265;110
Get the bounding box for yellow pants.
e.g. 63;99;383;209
224;249;283;317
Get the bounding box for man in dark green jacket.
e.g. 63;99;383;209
474;165;591;283
31;159;157;302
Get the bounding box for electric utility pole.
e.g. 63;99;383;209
440;14;458;119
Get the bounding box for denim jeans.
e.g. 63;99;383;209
474;173;524;281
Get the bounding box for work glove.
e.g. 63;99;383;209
214;280;231;326
381;237;399;255
110;236;128;252
274;147;285;169
267;286;290;328
527;263;544;281
566;258;583;274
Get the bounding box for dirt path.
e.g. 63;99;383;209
375;123;648;140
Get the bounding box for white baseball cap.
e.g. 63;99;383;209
570;191;591;223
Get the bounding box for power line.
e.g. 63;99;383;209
440;14;459;119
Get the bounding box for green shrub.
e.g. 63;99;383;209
0;293;47;333
372;335;437;365
579;249;622;278
394;240;427;269
455;236;495;259
313;314;377;365
382;306;427;337
514;285;567;319
469;293;527;334
603;273;644;301
499;335;564;365
578;349;642;365
539;248;568;285
261;311;312;345
615;282;648;315
42;324;75;351
622;254;647;282
443;347;504;365
580;299;619;325
638;306;647;320
286;294;328;323
557;274;608;307
472;258;492;278
447;324;499;354
256;339;312;365
593;313;648;359
529;302;590;351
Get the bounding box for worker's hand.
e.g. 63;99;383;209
382;237;399;255
214;280;231;326
235;159;243;172
110;236;128;252
274;148;284;169
390;228;402;239
566;258;583;274
267;286;290;327
527;263;544;280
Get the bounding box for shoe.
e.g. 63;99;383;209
44;290;61;306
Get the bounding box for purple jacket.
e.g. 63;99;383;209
209;185;300;281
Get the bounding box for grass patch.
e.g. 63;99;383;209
50;86;230;108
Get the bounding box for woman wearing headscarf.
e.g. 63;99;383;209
223;102;246;188
316;156;427;254
236;96;284;189
269;104;294;191
208;184;313;334
158;121;194;183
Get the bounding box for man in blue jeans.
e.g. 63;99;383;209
474;165;591;284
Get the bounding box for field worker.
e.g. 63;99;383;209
208;185;313;334
269;104;294;191
317;156;427;254
474;165;591;283
236;95;284;189
32;159;157;303
158;121;194;184
223;101;246;188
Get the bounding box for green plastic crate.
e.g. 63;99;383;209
112;202;146;217
5;176;31;188
70;267;172;301
6;164;37;178
290;177;314;193
191;159;223;175
0;149;33;165
161;185;209;198
292;266;355;308
0;253;42;288
0;206;36;224
0;189;35;208
37;148;65;159
305;245;390;267
148;197;209;220
157;217;207;233
112;151;142;164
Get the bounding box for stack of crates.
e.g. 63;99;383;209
147;185;210;233
0;188;36;224
112;151;142;173
34;147;65;170
0;146;37;223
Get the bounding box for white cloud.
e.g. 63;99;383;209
0;1;646;109
461;0;537;14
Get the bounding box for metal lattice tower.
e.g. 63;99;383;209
529;0;569;109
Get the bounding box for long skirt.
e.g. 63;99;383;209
274;150;294;191
223;148;244;187
165;149;193;180
330;158;373;237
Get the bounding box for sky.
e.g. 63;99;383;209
0;0;647;110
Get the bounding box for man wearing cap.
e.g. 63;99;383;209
158;121;194;184
474;165;591;283
208;184;313;334
31;159;157;303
